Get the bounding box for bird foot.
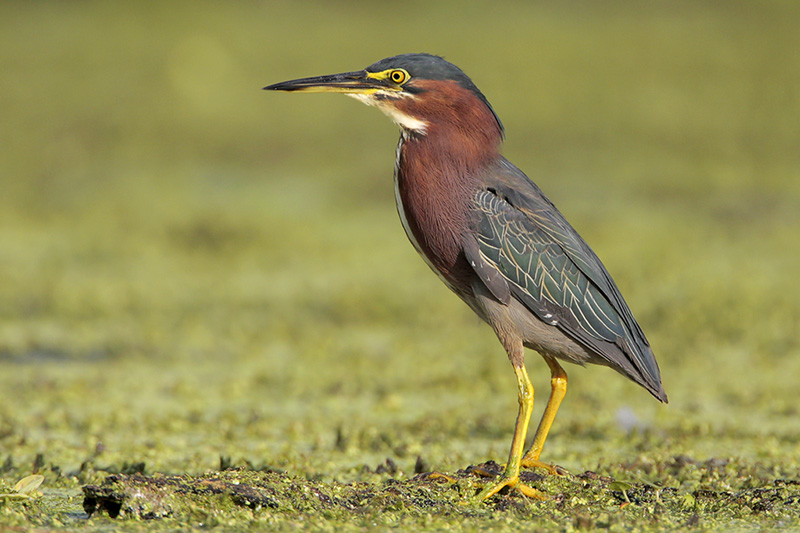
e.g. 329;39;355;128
520;458;566;476
474;474;547;502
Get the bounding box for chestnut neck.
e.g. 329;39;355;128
391;80;504;294
397;79;504;173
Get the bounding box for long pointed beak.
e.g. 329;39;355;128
264;70;387;94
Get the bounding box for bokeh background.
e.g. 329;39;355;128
1;0;799;502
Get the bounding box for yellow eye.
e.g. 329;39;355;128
389;69;409;84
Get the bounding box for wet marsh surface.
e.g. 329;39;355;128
2;1;799;530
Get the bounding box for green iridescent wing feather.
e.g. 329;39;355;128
472;188;625;341
467;158;662;390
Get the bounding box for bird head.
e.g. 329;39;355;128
265;53;504;140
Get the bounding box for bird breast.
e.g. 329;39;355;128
393;133;477;297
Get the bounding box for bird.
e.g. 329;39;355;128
264;53;667;501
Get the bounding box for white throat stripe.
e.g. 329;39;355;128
347;93;428;133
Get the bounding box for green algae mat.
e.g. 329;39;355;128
2;1;799;530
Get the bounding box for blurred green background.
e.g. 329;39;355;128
1;0;799;504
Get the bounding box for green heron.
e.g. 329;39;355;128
265;53;667;501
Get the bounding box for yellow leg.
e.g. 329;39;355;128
475;363;546;501
521;357;567;470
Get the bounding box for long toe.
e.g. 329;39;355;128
520;457;565;476
474;474;547;502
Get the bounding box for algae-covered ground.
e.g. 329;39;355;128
2;1;799;530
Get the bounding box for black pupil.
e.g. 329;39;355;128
393;72;402;82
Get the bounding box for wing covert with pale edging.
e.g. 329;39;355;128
465;158;664;396
471;188;626;344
